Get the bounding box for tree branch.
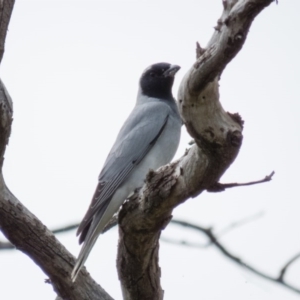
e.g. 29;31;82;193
207;171;275;192
0;212;265;251
0;2;114;299
0;239;14;249
278;252;300;282
167;219;300;294
0;0;15;64
0;94;113;299
0;214;119;250
117;1;274;299
3;212;300;296
216;211;265;237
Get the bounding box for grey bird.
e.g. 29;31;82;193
71;62;181;281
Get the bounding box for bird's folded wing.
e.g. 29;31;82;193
76;102;171;238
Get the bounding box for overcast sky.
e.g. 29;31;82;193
1;1;300;299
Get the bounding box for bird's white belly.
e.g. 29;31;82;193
124;115;180;193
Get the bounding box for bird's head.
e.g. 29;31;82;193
139;63;180;100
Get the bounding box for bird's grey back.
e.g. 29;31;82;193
99;94;181;182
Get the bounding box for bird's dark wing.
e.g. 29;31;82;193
77;102;171;242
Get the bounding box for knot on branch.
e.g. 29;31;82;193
119;163;178;231
227;130;243;148
144;163;178;204
185;120;242;157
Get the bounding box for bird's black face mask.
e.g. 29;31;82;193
140;63;180;100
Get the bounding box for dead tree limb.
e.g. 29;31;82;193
0;84;113;300
168;219;300;294
0;3;112;300
0;0;15;64
3;211;300;296
207;171;275;192
117;1;275;300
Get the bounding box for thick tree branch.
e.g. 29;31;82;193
0;3;114;299
117;1;274;299
0;88;113;299
0;0;15;64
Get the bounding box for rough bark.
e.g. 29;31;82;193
0;0;14;64
0;0;274;300
117;0;274;299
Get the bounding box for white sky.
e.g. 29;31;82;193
1;0;300;299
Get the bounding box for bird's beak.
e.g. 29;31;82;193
163;65;181;77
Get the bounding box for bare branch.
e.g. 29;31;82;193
0;175;113;300
0;239;14;249
0;0;15;64
207;172;275;192
0;3;114;298
278;252;300;282
170;219;300;294
117;1;274;298
160;236;210;249
0;82;113;299
0;212;265;251
3;209;299;296
163;212;265;248
180;0;275;94
216;211;265;237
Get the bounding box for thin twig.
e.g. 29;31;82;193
216;211;265;237
163;212;265;247
278;252;300;282
160;236;210;249
0;240;14;249
52;224;78;234
170;219;300;294
207;171;275;192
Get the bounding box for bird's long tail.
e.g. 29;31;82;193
71;232;98;281
71;211;109;282
71;189;125;281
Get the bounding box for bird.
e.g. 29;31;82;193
71;62;182;281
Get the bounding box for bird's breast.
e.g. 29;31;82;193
121;114;181;194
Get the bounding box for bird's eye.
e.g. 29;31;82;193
161;69;165;73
